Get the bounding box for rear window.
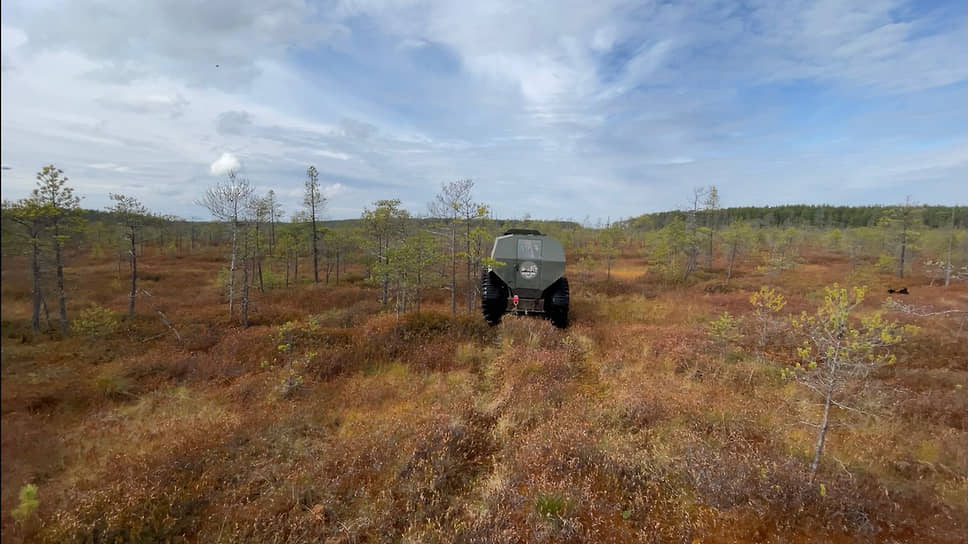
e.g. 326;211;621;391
517;239;542;259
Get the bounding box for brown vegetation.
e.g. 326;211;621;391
1;235;966;543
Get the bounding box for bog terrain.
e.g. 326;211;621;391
1;215;966;543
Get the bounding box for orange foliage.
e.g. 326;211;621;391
1;245;965;543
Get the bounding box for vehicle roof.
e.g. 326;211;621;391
503;228;543;235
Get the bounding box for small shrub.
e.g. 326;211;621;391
12;483;39;523
397;311;452;342
750;286;787;348
707;311;741;361
535;492;569;520
756;228;801;275
72;304;120;338
455;342;498;371
95;373;135;400
279;372;304;398
90;242;105;258
875;254;896;274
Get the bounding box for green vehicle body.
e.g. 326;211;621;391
481;229;569;327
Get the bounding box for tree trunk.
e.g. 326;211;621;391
450;224;457;315
30;237;41;333
381;237;389;307
706;230;714;270
810;386;834;480
41;293;51;330
240;233;250;327
897;224;907;279
725;242;738;286
466;221;472;313
335;248;341;285
255;223;264;293
269;217;275;256
285;254;290;289
682;250;697;282
241;257;250;327
129;229;137;317
311;215;319;283
54;224;69;336
416;270;422;313
229;222;238;317
944;209;954;288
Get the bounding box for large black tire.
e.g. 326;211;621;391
481;270;508;325
545;277;569;328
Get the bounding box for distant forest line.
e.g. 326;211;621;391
622;204;967;230
72;204;967;231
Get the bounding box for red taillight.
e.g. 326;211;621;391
512;295;519;306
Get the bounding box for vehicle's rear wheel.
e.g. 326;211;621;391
481;270;508;325
545;277;569;328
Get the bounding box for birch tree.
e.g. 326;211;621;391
196;170;252;317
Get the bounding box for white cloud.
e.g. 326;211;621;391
1;25;28;50
97;92;189;117
215;110;252;135
314;149;352;161
646;157;695;166
397;38;428;50
0;0;965;220
88;162;131;172
209;152;241;175
591;26;617;52
323;183;346;198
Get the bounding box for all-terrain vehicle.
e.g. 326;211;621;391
481;229;569;328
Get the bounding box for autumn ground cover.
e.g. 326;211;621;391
1;244;965;543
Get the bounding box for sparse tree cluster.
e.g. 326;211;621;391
3;164;963;338
3;165;81;334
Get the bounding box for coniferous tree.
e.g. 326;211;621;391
32;165;81;335
106;193;151;317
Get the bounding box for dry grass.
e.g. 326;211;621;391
1;247;965;543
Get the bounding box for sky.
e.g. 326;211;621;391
1;0;965;222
